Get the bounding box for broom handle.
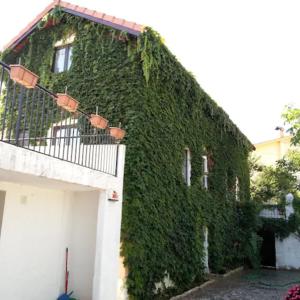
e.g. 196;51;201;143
65;248;69;294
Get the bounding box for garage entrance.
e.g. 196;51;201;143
259;229;276;267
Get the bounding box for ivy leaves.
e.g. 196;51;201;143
3;14;255;299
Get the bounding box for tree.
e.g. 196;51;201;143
250;151;300;239
282;105;300;145
250;150;300;204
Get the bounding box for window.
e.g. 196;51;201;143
182;148;191;186
52;125;78;146
202;155;208;189
235;177;240;201
53;45;73;73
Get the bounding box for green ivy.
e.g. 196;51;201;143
260;198;300;239
2;12;257;299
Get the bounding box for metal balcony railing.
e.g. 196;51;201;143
259;206;285;219
0;61;119;176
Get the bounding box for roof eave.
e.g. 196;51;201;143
62;8;141;36
4;1;142;51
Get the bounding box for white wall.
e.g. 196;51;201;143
0;182;102;300
93;190;124;300
276;234;300;269
0;141;126;300
118;256;129;300
0;182;70;300
30;143;119;176
68;191;99;300
0;190;5;237
0;142;125;192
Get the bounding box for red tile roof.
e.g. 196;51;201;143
4;0;144;50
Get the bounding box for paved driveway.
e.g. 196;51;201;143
180;269;300;300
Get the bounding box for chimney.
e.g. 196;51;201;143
275;126;284;138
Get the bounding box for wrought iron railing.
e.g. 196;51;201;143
259;205;285;219
0;61;119;176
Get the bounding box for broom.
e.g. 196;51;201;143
57;248;77;300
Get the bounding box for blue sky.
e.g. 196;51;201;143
1;0;300;143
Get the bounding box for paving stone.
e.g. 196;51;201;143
179;269;300;300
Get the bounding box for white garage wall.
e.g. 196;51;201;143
0;142;126;300
0;182;70;300
276;234;300;269
0;182;101;300
68;191;99;300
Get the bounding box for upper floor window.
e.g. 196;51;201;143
202;155;208;189
183;148;191;186
235;177;240;201
53;44;73;73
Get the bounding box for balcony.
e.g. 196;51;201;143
0;61;119;176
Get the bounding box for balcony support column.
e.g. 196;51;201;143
92;189;123;300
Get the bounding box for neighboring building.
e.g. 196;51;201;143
255;132;300;270
254;131;293;166
2;1;254;299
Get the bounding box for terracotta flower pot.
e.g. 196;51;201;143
44;18;58;29
109;127;126;140
56;93;79;112
10;65;39;89
90;114;108;129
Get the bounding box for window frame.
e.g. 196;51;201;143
235;176;240;201
202;155;209;190
53;44;73;73
52;124;78;146
183;148;191;186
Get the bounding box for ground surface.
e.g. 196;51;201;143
179;269;300;300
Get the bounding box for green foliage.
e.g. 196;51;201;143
251;151;300;239
251;154;300;204
261;212;300;239
3;14;256;299
236;201;262;269
282;105;300;145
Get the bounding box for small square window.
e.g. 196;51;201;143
183;148;191;186
53;45;73;73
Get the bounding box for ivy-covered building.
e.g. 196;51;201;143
2;1;257;299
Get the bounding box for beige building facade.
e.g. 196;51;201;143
254;135;293;166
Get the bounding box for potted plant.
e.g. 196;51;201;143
9;65;39;89
44;18;59;29
90;114;108;129
56;93;79;112
109;127;126;140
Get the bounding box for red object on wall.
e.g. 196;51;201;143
108;191;119;201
